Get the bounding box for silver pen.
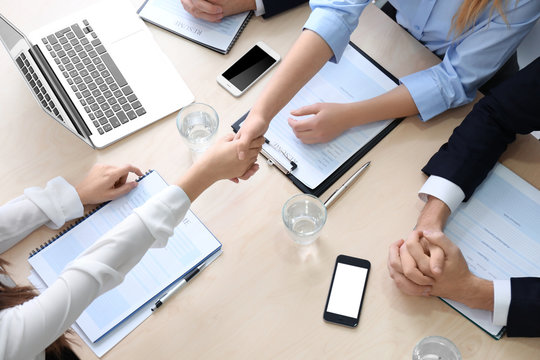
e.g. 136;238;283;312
323;161;371;208
151;263;204;312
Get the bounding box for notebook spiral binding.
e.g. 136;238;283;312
28;170;154;258
226;11;253;54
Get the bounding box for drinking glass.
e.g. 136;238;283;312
412;336;462;360
177;103;219;161
282;194;327;245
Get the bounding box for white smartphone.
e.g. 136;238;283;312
323;255;371;327
217;41;280;97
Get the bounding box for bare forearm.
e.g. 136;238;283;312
175;164;216;202
250;30;333;122
346;85;419;127
416;195;451;232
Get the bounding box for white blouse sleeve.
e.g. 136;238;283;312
0;185;190;360
0;177;83;254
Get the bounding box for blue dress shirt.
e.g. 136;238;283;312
304;0;540;121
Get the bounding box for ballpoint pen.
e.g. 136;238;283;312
323;161;371;208
151;263;204;312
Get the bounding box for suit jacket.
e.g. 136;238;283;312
422;57;540;337
262;0;307;18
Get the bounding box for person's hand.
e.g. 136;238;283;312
180;0;256;22
197;133;263;182
287;103;352;144
235;113;268;160
387;239;432;297
75;164;143;205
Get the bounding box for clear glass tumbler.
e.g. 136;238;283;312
176;103;219;162
412;336;462;360
282;194;327;245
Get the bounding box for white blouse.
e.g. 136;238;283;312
0;177;190;360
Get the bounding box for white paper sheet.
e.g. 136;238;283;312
28;171;221;343
260;45;398;189
443;163;540;338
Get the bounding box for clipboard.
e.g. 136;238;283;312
232;42;403;197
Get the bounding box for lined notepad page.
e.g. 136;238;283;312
28;171;221;343
443;163;540;339
260;45;398;189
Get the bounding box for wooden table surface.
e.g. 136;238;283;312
0;1;539;359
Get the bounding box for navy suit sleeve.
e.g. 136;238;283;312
506;278;540;337
261;0;307;18
422;58;540;200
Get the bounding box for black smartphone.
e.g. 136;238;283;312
323;255;371;327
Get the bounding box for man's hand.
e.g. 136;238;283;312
180;0;256;22
235;112;268;160
76;164;143;205
387;239;432;297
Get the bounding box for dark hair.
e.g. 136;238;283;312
0;258;74;358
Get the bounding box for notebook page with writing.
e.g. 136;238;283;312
259;44;398;189
28;171;221;343
442;163;540;339
138;0;251;54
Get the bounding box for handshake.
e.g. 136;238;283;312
387;230;494;311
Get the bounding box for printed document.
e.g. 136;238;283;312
443;163;540;339
260;44;398;189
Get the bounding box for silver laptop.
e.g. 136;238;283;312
0;0;194;148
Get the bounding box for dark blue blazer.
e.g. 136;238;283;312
422;58;540;337
262;0;307;18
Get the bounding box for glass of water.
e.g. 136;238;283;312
412;336;462;360
176;103;219;162
282;194;327;245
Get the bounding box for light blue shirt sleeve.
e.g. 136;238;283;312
401;1;540;121
304;0;370;63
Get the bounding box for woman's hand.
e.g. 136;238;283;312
76;164;143;205
288;103;354;144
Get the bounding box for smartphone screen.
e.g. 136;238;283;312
324;255;370;327
222;45;277;91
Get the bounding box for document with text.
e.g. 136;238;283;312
443;163;540;339
138;0;251;54
261;44;398;190
28;171;222;345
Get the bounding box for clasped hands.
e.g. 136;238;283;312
387;230;479;305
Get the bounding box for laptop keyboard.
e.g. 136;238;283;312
41;20;146;135
15;53;64;122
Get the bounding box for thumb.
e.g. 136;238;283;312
423;231;455;274
236;132;249;160
290;103;319;117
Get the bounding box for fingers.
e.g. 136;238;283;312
400;234;434;286
113;164;143;179
388;239;432;296
222;133;235;142
248;136;265;149
288;116;314;133
183;0;223;21
108;181;138;199
236;133;250;160
290;104;319;117
428;242;445;276
406;233;433;277
238;163;260;180
192;0;223;14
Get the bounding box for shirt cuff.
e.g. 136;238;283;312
24;177;84;229
400;68;449;121
133;185;190;248
418;176;465;213
303;7;353;63
254;0;265;16
492;279;511;326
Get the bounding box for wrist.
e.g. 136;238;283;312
75;187;88;206
416;196;450;231
461;276;494;311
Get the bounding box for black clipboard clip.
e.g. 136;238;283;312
262;139;297;175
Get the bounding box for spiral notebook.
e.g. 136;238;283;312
138;0;252;54
28;170;222;348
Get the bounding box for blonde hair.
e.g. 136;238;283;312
451;0;510;36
